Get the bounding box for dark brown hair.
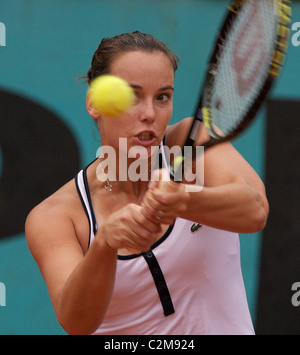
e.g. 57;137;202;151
84;31;179;85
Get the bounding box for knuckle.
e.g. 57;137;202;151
139;229;151;240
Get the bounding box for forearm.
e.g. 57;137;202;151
56;236;117;335
181;182;268;234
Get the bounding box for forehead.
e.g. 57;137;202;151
110;51;175;86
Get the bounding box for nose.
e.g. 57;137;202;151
139;98;155;123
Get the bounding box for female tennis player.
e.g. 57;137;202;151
25;31;269;335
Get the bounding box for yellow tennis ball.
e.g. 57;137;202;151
89;75;134;117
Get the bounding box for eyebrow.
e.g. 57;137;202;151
130;84;174;91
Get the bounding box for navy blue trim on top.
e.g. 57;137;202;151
117;224;175;260
143;250;175;317
77;156;175;259
75;173;91;245
76;141;176;317
82;167;98;236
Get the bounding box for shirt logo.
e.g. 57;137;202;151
190;223;202;233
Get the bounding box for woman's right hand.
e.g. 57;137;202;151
98;203;161;254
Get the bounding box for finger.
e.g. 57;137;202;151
142;195;177;225
125;247;144;255
145;189;169;212
141;197;159;219
122;238;149;254
141;204;164;227
119;222;154;251
141;191;162;220
147;212;176;226
134;207;162;233
148;179;159;190
126;227;157;251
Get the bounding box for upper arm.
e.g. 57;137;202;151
203;141;267;196
25;202;84;313
166;118;269;209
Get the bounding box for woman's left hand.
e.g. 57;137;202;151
141;169;189;225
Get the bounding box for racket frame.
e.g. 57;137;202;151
188;0;292;150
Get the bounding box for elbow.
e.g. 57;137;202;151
237;191;269;234
249;194;269;233
60;324;90;336
58;315;101;335
252;210;268;233
56;302;104;335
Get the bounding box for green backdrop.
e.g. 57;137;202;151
0;0;299;334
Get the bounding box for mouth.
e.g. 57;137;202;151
134;131;156;146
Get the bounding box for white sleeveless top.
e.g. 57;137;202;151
75;144;255;335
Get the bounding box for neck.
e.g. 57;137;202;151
97;149;159;186
96;153;158;196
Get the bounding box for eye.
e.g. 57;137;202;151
156;93;171;102
133;91;141;104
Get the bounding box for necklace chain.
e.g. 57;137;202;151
97;155;158;192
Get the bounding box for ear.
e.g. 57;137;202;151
86;90;101;119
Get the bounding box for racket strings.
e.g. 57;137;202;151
207;0;278;137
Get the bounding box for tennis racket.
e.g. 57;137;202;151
171;0;292;181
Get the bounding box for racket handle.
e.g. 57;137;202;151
185;109;203;146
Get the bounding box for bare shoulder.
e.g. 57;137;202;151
25;179;88;310
25;178;88;258
26;179;78;230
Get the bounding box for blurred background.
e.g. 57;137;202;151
0;0;299;335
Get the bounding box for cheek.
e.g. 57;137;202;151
102;115;130;135
102;115;137;150
160;105;173;129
